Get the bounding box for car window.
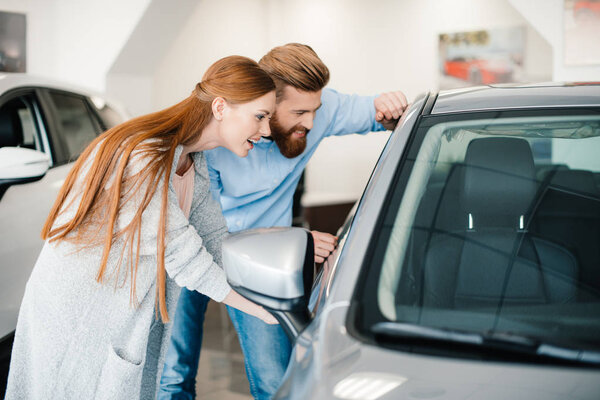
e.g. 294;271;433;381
0;95;42;151
48;91;101;162
89;96;123;130
360;111;600;357
309;205;358;315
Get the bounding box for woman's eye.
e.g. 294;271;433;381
256;114;266;121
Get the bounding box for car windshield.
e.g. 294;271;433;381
360;111;600;361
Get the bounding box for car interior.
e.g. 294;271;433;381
0;97;38;150
416;137;579;309
378;116;600;343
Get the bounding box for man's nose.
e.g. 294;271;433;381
302;114;314;131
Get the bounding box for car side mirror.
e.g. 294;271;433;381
222;227;314;341
0;147;50;200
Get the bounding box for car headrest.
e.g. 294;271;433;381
461;137;536;219
0;106;23;147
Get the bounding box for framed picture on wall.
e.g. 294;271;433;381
0;11;26;73
564;0;600;65
438;27;525;90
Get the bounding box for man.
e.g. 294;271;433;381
159;43;407;400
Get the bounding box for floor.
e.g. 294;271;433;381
194;300;253;400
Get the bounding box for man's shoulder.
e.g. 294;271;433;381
321;87;341;103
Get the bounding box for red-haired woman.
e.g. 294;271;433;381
5;56;276;399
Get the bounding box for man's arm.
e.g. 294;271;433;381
324;89;408;137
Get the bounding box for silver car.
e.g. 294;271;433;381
223;83;600;399
0;74;127;389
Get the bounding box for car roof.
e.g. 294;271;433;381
0;73;103;98
0;73;129;117
431;82;600;114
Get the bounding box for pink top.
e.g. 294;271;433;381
172;161;195;218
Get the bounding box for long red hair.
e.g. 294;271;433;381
41;56;275;322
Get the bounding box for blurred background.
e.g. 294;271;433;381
0;0;598;398
1;0;598;225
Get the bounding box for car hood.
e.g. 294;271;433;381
277;304;600;400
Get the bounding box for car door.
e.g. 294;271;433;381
0;87;106;340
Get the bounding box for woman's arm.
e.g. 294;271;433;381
222;289;277;324
120;151;276;323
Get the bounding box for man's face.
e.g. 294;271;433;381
270;85;322;158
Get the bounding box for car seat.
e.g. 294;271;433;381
0;103;24;148
531;169;600;301
422;137;579;309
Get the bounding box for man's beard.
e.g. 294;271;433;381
270;114;309;158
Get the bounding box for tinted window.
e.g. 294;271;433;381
0;96;42;150
359;112;600;362
48;91;100;161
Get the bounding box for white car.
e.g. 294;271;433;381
0;74;127;389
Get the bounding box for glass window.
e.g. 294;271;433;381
360;112;600;362
0;96;42;150
49;91;100;161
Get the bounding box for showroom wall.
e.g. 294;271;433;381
143;0;558;207
509;0;600;82
3;0;598;213
257;0;554;205
0;0;149;91
141;0;556;207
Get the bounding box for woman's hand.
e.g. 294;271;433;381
221;288;278;324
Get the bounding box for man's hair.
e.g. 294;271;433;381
259;43;330;99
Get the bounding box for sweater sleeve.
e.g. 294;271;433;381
188;157;229;269
120;152;231;302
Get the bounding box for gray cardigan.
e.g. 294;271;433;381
6;145;231;399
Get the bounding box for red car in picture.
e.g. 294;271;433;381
574;0;600;20
443;57;514;85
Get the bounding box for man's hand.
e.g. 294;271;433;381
374;91;408;130
311;230;338;263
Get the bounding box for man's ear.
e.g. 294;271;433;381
212;97;227;121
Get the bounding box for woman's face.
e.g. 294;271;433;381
220;91;276;157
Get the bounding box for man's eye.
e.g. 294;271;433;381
295;111;305;115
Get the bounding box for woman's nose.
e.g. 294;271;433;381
260;120;271;137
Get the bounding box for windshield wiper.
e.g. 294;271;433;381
372;322;484;345
372;322;600;365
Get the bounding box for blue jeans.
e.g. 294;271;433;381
227;306;292;400
158;288;209;400
158;287;292;400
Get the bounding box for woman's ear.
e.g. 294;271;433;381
212;97;227;121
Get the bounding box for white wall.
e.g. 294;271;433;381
8;0;593;208
265;0;551;99
146;0;554;206
509;0;600;82
261;0;554;205
151;0;270;110
0;0;149;91
0;0;58;78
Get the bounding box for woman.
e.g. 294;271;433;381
5;56;277;399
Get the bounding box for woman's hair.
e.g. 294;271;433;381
259;43;330;100
42;55;275;322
